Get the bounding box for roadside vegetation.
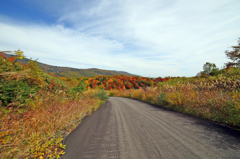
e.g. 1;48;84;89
0;51;108;158
109;38;240;129
109;70;240;129
59;75;170;90
1;38;239;158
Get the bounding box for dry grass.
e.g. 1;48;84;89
0;89;104;158
0;56;109;158
110;84;240;129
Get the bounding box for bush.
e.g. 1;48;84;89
0;57;24;73
209;68;221;76
0;79;39;106
72;81;86;93
93;90;109;101
157;93;168;105
203;62;218;75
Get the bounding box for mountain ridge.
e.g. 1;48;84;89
3;53;137;77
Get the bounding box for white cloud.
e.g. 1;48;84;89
0;0;240;77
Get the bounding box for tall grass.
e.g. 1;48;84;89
110;81;240;129
0;89;106;158
0;57;109;158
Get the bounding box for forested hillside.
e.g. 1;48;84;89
3;53;136;77
60;75;171;90
0;52;109;158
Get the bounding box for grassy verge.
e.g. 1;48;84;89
0;56;109;158
0;89;108;158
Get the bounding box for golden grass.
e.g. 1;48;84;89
110;85;240;129
0;90;104;158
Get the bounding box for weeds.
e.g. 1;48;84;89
0;89;106;158
110;82;240;129
93;90;109;101
157;93;168;105
0;56;109;158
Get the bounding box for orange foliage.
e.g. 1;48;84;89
79;75;171;90
226;66;235;70
7;57;15;62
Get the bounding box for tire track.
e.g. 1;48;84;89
61;97;240;159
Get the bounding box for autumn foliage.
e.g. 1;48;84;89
225;37;240;68
110;72;240;129
0;55;108;158
0;52;7;59
63;75;171;91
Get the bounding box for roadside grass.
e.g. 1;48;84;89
0;56;109;158
109;75;240;130
1;53;240;157
0;89;106;158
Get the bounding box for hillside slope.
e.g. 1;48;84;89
4;53;136;77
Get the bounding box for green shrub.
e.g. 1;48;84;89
72;81;86;93
157;93;168;105
93;90;109;101
0;57;24;73
109;92;114;96
0;79;39;106
210;68;221;76
203;62;218;75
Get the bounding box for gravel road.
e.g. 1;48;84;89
61;97;240;159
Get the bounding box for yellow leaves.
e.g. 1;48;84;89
0;88;104;158
140;93;147;100
14;49;26;59
60;150;65;155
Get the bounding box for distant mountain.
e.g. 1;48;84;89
3;53;136;77
36;62;136;77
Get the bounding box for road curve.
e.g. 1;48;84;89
61;97;240;159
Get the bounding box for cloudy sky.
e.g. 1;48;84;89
0;0;239;77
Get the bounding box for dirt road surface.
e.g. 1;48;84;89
61;97;240;159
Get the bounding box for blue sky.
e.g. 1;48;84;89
0;0;240;77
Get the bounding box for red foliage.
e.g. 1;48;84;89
0;52;7;59
155;77;171;82
226;66;235;70
7;57;15;62
82;75;171;90
22;63;28;68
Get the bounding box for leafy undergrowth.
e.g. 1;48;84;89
59;74;171;90
109;72;240;130
0;56;109;158
0;89;107;158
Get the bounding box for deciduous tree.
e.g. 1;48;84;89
203;62;218;75
14;49;26;59
225;38;240;68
